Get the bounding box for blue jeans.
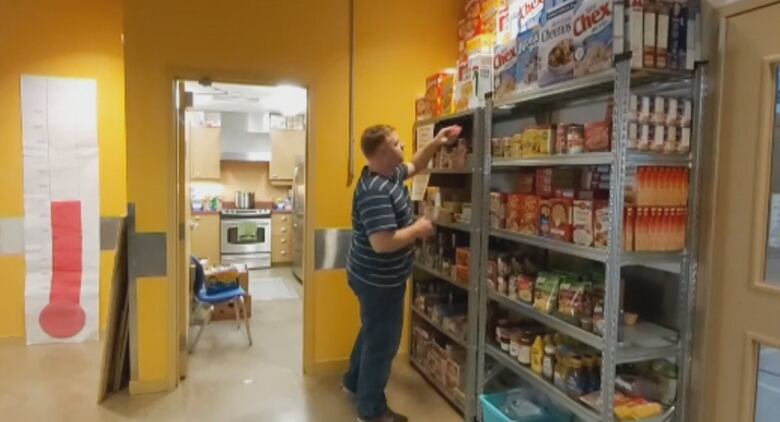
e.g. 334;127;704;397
343;276;406;420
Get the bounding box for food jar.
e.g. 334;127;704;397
517;331;534;366
565;357;587;399
542;344;557;382
566;124;585;154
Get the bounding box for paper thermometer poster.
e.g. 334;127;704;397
21;76;100;345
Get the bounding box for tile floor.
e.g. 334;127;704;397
0;266;461;422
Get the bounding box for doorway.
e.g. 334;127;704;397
700;1;780;421
174;79;308;380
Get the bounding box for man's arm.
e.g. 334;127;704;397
368;218;434;253
405;125;462;179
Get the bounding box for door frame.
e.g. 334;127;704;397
170;74;315;378
694;1;780;421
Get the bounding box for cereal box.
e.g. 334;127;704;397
468;52;494;106
416;97;433;121
518;195;541;235
517;26;542;90
572;0;614;78
548;198;573;241
466;33;496;55
497;0;523;44
538;0;577;87
584;121;610;152
493;38;520;102
426;70;456;117
519;0;546;32
593;200;609;249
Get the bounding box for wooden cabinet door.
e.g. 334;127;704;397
191;214;220;263
270;129;305;184
190;126;221;180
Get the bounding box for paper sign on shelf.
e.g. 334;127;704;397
411;174;431;202
21;75;100;345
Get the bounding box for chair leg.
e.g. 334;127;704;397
189;304;213;353
232;297;241;330
239;295;253;346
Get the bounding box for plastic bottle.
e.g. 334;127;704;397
531;335;545;375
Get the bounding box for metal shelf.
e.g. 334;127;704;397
412;306;468;348
493;153;613;167
421;168;474;175
626;151;692;167
410;357;465;413
414;262;469;290
433;220;471;233
485;343;601;422
490;229;609;263
486;290;604;349
486;290;680;364
493;58;692;110
414;109;477;127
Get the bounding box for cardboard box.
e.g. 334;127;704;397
212;294;252;321
426;70;456;117
496;0;523;44
415;97;433;121
594;200;610;249
572;200;594;246
548;198;573;242
519;0;545;32
538;0;576;87
572;0;614;78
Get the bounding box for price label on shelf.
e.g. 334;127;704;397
416;123;434;149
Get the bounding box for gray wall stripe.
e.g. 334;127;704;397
100;217;123;251
0;218;24;256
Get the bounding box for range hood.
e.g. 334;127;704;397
220;112;272;162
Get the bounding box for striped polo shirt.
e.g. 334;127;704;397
347;164;414;288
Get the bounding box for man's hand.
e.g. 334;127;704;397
412;217;435;239
435;125;462;147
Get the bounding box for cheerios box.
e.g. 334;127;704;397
538;0;577;87
517;26;541;91
571;0;613;78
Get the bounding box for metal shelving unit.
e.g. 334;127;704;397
409;109;485;421
475;56;707;422
412;306;468;348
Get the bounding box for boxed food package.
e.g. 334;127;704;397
538;0;576;86
593;200;609;249
536;167;553;198
456;265;470;284
548;198;573;241
668;1;688;71
426;70;456;117
465;0;485;39
628;0;645;68
519;0;545;32
490;192;508;218
572;0;614;78
521;126;554;156
496;0;523;44
508;194;541;235
456;247;470;267
643;0;657;68
468;52;495;107
515;274;535;302
539;199;553;237
517;26;542;91
584;121;611;152
572;199;594;246
493;38;520;102
466;33;497;55
415;97;433;121
533;272;561;313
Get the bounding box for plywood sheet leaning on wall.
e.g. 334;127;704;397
97;218;129;402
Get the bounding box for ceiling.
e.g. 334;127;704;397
184;81;307;115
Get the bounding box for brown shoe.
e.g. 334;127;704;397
357;409;408;422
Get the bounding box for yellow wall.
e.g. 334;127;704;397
0;0;126;338
124;0;461;384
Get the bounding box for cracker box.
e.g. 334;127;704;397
584;121;611;152
539;199;553;237
572;0;614;78
538;0;577;87
518;194;541;235
593;200;609;249
493;38;520;102
519;0;546;32
572;200;594;246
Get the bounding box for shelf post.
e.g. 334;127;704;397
602;56;632;422
676;63;708;422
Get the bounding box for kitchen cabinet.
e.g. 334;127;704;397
191;214;220;263
190;126;221;180
272;213;292;264
270;129;305;185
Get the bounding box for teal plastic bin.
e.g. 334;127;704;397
480;392;572;422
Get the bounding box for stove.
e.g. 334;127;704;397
220;208;272;269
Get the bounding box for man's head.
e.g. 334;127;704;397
361;124;404;174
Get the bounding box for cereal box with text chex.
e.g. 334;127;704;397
572;0;613;78
493;38;520;102
538;0;576;87
497;0;523;44
519;0;546;32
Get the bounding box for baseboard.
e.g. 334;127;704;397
310;353;411;377
128;379;172;395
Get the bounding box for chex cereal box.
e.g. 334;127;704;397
519;0;546;32
493;38;520;101
572;0;614;77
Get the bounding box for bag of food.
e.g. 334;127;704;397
533;272;561;313
556;277;592;324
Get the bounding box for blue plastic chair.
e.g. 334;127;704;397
189;257;253;352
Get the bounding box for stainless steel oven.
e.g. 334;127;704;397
220;209;272;269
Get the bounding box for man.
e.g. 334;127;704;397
343;123;462;422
